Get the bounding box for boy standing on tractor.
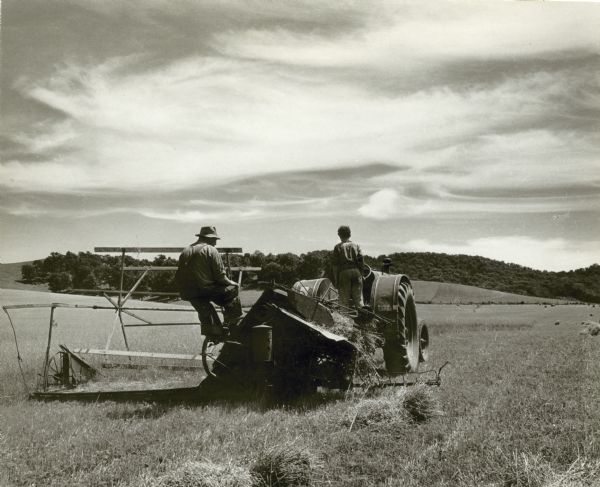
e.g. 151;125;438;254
332;225;364;311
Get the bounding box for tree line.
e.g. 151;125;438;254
21;250;600;303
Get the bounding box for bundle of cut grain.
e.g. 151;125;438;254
342;393;408;430
580;321;600;336
401;385;442;423
251;443;320;487
344;386;441;430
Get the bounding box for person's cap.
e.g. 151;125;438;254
196;226;220;239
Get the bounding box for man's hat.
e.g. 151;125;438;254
196;226;220;239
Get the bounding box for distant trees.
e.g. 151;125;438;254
21;264;36;282
22;251;137;293
260;262;284;283
20;251;600;303
22;250;323;293
48;272;72;292
380;253;600;303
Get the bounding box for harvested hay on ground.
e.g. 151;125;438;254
342;392;408;430
149;459;254;487
343;386;441;430
251;443;320;487
401;385;442;423
579;321;600;336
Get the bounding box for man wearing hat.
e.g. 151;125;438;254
176;226;242;327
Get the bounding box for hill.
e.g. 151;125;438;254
0;262;48;292
367;252;600;303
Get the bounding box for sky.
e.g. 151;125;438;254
1;0;599;271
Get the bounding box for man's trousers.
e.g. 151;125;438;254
337;268;364;310
188;284;242;326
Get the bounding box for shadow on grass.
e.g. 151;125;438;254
105;402;172;420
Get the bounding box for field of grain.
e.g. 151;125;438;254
1;287;599;486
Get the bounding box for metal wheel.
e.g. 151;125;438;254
46;354;62;386
370;275;420;374
45;352;74;387
292;278;337;302
201;336;226;378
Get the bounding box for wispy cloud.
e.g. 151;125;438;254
215;1;600;68
6;51;597;200
139;208;263;223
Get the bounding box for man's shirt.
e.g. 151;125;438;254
332;240;363;270
176;243;228;298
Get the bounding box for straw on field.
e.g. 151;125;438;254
344;386;441;430
343;393;408;430
146;459;254;487
503;453;600;487
545;457;600;487
401;385;442;423
251;442;321;487
322;310;384;383
579;321;600;336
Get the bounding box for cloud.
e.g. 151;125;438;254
0;185;343;223
139;208;263;223
0;202;130;219
7;52;595;197
397;236;599;271
141;195;340;222
359;189;401;219
11;119;78;154
1;1;599;267
3;1;599;204
215;1;600;69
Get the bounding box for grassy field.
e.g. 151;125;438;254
1;288;599;486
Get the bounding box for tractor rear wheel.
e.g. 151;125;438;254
371;275;420;374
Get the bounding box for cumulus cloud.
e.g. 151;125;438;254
359;189;400;220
